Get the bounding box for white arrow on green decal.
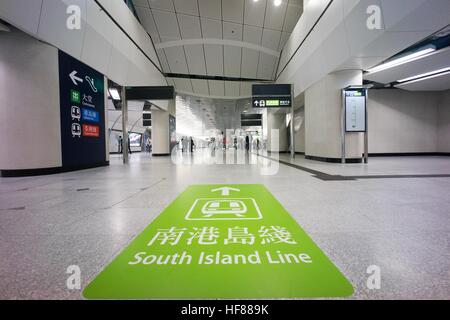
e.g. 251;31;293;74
211;186;240;196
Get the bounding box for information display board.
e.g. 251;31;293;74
252;84;292;108
143;112;151;127
58;51;106;167
344;89;366;132
241;114;262;127
126;86;174;100
129;133;142;147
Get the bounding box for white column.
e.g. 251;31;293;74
266;110;288;153
152;99;175;156
305;70;364;161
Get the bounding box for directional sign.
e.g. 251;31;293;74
241;113;262;127
58;50;106;168
252;84;292;108
84;184;353;299
253;97;292;108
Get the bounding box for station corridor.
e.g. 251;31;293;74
1;152;449;299
1;0;450;306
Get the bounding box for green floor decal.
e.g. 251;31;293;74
83;185;353;299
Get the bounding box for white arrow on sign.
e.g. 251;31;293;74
69;71;83;86
211;187;240;196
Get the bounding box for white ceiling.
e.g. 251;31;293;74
134;0;303;98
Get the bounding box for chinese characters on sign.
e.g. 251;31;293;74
84;185;354;299
147;226;297;246
82;124;100;137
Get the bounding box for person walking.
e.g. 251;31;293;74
245;135;250;152
146;137;152;153
118;136;123;154
190;137;195;153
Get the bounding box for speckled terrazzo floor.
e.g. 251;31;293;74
0;152;449;299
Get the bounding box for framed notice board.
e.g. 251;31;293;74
344;89;367;132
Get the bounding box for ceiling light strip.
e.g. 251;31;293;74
366;47;436;74
397;70;450;86
397;67;450;83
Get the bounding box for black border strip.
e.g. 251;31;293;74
305;155;363;164
0;300;445;317
370;152;450;157
275;0;334;80
1;162;109;178
166;73;272;83
152;153;170;157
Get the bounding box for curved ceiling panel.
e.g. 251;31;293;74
134;0;304;98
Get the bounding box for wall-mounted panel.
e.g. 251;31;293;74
81;0;113;75
0;0;43;35
0;28;61;170
38;0;87;59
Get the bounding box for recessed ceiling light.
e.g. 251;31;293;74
274;0;282;7
108;88;121;101
0;22;10;32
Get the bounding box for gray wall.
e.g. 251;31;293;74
437;90;450;152
294;108;305;153
368;90;443;154
0;28;62;170
303;85;450;157
305;70;363;159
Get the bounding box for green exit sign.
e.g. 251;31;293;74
266;100;280;107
